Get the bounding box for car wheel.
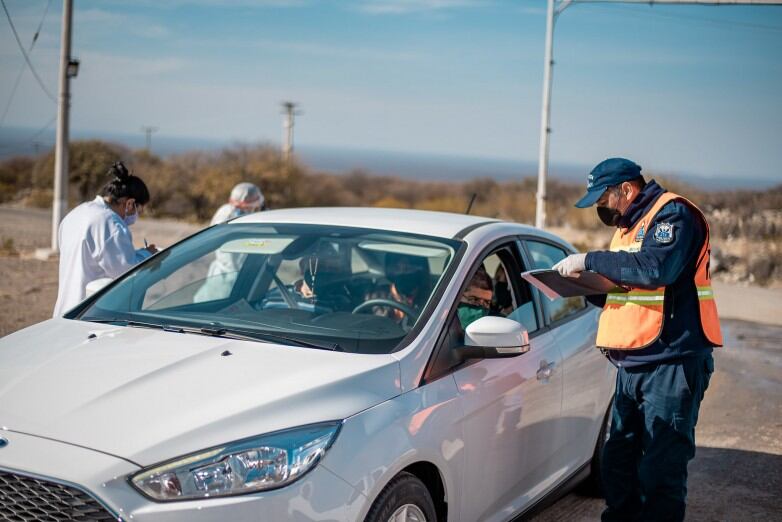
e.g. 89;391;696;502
583;399;613;497
365;472;437;522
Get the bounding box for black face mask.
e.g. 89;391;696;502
597;205;622;227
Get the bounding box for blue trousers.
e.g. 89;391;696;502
601;354;714;522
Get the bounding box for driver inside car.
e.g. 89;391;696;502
365;252;431;323
457;266;494;329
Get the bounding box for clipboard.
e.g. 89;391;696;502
521;269;626;300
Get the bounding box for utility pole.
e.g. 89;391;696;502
281;101;300;164
50;0;74;253
141;125;159;152
535;0;559;230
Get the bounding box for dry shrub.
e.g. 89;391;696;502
33;141;128;206
22;188;53;208
0;156;35;203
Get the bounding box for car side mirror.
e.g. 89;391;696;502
85;277;113;298
458;316;530;359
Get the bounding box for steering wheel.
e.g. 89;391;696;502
352;298;420;320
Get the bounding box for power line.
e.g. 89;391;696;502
0;0;53;128
0;115;56;152
0;0;57;103
28;114;56;142
583;2;782;32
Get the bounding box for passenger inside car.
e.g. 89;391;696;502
293;241;354;311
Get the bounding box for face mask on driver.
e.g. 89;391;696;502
457;304;489;330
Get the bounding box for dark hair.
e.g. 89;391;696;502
468;266;493;292
99;162;150;205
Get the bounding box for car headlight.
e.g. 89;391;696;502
130;422;341;501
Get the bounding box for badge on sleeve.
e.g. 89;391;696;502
654;223;674;244
635;222;646;242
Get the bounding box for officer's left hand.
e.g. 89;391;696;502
553;253;587;277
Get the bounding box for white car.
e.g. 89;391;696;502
0;208;615;522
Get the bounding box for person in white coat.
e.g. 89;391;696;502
193;182;265;303
52;162;157;316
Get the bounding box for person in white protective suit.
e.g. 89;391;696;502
209;182;265;226
193;182;265;302
53;162;158;317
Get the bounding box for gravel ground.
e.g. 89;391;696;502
1;205;780;521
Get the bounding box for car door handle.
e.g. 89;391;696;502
537;360;555;381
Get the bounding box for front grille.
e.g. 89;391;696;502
0;470;118;521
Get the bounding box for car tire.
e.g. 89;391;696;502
583;399;613;497
365;471;437;522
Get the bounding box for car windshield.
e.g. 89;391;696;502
77;223;461;354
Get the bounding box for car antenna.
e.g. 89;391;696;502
465;193;477;215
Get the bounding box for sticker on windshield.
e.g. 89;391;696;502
219;237;295;255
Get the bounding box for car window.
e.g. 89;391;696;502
525;240;587;323
143;250;242;310
78;223;461;355
427;243;539;381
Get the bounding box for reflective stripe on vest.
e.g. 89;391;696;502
595;192;723;350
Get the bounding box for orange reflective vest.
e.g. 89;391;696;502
596;192;723;350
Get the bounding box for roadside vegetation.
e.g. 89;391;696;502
1;140;780;285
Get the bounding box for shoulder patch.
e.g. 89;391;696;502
654;222;674;244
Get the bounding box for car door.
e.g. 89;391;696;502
522;238;612;477
426;241;564;521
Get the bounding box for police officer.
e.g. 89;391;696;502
553;158;722;522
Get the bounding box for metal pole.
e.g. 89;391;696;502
51;0;72;251
281;101;296;163
535;0;556;230
141;126;158;152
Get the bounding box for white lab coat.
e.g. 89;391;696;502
52;196;151;317
192;204;246;303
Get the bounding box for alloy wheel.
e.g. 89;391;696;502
388;504;427;522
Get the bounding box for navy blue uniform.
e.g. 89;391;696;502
584;180;716;522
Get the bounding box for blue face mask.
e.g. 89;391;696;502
457;304;489;330
123;210;138;227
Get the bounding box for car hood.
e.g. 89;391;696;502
0;319;401;466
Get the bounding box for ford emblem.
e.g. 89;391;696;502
0;437;7;449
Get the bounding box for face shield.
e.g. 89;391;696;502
229;182;265;216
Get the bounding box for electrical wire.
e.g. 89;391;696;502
0;0;57;103
0;0;53;128
0;114;55;152
579;2;782;33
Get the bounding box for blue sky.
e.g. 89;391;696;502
1;0;781;181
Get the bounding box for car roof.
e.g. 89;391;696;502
231;207;502;239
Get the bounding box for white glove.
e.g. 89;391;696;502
553;253;587;277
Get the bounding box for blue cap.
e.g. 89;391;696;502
575;158;642;208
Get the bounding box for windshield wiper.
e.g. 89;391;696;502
82;318;182;331
82;318;341;351
200;324;342;352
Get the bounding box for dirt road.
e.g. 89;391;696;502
1;206;780;521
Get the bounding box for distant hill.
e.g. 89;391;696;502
0;126;777;191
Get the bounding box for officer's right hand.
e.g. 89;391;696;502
553;253;587;277
145;244;159;255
